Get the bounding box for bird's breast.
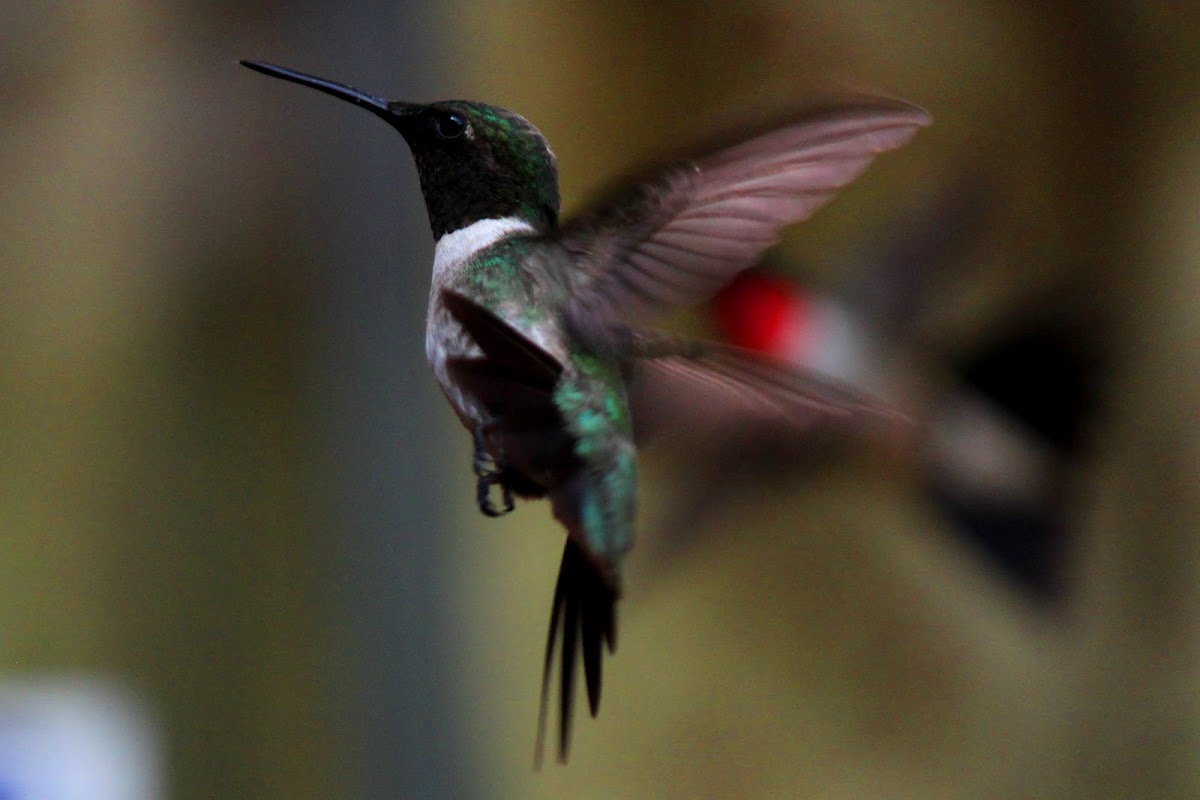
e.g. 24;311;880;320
425;293;485;424
423;229;573;429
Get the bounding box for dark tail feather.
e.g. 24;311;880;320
580;587;603;717
534;551;566;769
534;539;618;767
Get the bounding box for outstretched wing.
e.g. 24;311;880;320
628;337;908;442
560;97;931;349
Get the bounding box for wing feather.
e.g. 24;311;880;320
627;339;908;442
560;98;931;347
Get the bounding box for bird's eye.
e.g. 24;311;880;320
432;111;468;140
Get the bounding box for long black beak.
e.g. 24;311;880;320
240;60;418;127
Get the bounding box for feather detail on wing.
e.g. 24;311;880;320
440;289;562;393
560;98;931;351
627;337;908;443
441;290;577;476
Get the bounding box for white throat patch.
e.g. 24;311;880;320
433;217;535;279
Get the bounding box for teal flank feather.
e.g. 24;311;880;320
535;352;635;764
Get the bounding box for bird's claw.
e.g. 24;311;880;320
476;471;515;517
474;425;514;517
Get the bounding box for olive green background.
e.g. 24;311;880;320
3;3;1199;798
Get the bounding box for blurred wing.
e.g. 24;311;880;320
628;338;908;442
561;98;931;348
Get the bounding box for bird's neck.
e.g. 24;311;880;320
432;215;539;281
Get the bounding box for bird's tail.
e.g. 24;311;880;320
534;535;618;767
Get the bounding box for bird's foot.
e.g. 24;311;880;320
476;472;515;517
473;425;514;518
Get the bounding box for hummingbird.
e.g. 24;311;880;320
240;59;930;764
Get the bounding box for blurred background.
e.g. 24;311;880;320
2;2;1200;798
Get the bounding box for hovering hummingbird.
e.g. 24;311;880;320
241;59;930;764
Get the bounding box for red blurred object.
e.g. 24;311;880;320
712;271;812;359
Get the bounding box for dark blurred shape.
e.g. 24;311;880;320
960;326;1095;453
930;314;1104;599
